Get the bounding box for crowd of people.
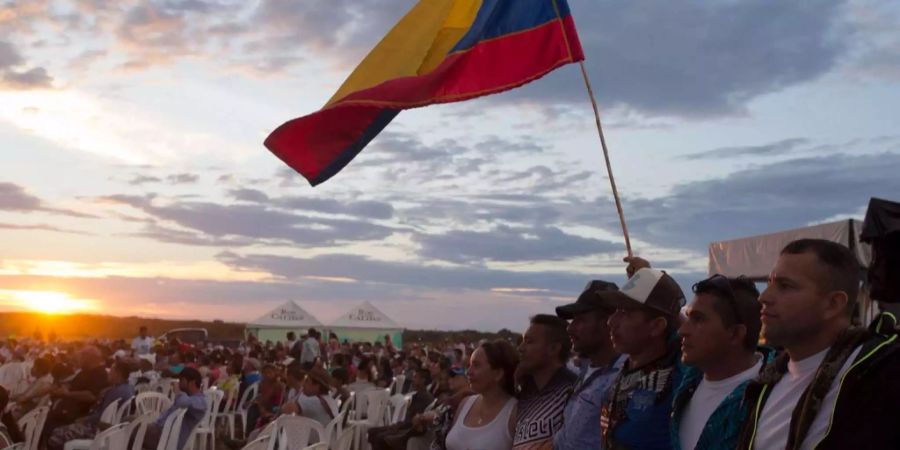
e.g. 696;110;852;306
0;238;897;450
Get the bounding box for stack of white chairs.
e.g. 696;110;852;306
17;405;48;450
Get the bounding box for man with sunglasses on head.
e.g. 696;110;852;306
735;239;900;449
671;274;773;450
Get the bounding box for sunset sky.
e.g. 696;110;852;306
2;0;900;331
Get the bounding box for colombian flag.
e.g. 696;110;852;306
265;0;585;186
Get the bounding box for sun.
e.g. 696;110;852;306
9;290;95;315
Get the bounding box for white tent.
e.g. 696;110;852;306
708;219;871;280
328;301;403;347
245;301;323;343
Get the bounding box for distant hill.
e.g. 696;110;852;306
0;312;520;345
0;312;245;341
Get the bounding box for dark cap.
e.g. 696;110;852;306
556;280;620;320
597;268;685;317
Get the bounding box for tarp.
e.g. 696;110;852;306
861;197;900;242
708;219;871;280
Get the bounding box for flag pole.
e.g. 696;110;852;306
578;61;633;257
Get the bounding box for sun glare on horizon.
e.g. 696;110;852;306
0;290;99;315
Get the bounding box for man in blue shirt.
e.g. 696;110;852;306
554;280;627;450
143;367;206;450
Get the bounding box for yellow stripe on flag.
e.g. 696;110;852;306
326;0;482;107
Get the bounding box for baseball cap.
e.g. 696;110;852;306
556;280;620;320
447;367;466;378
598;268;685;316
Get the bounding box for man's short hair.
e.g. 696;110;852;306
782;239;861;313
694;276;762;350
179;367;202;387
415;367;432;386
112;361;134;380
529;314;571;362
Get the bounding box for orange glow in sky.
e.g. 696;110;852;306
0;290;100;315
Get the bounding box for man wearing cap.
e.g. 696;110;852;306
671;274;772;450
554;280;627;450
144;367;206;450
513;314;577;450
281;365;339;427
600;262;686;450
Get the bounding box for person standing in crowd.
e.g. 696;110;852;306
737;239;900;449
132;326;154;358
554;280;626;450
285;332;297;356
513;314;576;450
600;264;686;450
143;367;206;450
671;274;770;450
445;340;518;450
301;328;320;364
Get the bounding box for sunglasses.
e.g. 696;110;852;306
692;274;746;325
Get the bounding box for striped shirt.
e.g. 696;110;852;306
513;367;577;450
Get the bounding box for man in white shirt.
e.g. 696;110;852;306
131;326;154;357
281;366;337;426
300;328;320;365
736;239;900;449
670;273;768;450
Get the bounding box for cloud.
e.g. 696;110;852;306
2;67;52;89
228;188;269;203
0;182;93;218
605;151;900;250
166;173;199;184
414;225;621;264
128;175;162;185
0;222;91;235
100;194;397;247
217;251;597;297
494;0;849;117
682;138;810;160
0;41;23;69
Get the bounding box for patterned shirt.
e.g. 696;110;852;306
514;367;577;450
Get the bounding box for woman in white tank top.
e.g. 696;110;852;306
445;341;519;450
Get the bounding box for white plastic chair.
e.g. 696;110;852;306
136;392;174;419
386;394;410;425
347;390;389;450
1;443;26;450
156;408;187;450
323;409;347;446
270;416;326;450
388;375;405;395
338;392;355;419
17;405;48;450
190;388;224;450
240;435;270;450
98;399;121;425
224;382;258;439
332;426;356;450
127;414;156;450
116;398;135;424
63;421;130;450
154;379;178;400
